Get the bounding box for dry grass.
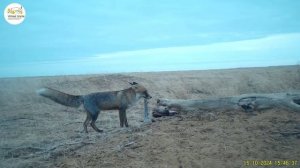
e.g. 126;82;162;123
0;65;299;168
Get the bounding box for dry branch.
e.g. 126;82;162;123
157;92;300;113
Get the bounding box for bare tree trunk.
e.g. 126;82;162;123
156;92;300;113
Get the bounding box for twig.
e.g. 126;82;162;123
124;141;135;147
63;121;83;126
279;132;300;136
0;117;35;123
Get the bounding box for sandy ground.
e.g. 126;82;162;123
0;65;299;168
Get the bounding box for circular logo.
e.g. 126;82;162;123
4;3;26;25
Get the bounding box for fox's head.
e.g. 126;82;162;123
129;82;152;99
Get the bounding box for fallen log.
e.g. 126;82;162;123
157;92;300;113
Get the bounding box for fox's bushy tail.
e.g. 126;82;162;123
37;87;83;107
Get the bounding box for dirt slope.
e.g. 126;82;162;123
0;65;299;168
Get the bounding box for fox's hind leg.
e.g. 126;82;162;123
84;102;103;133
83;113;92;133
91;119;103;133
89;111;103;133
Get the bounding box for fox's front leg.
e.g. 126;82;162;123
118;109;128;127
119;109;125;127
124;110;128;127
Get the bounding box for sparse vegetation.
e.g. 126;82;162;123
0;65;299;168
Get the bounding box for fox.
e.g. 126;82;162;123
37;82;152;133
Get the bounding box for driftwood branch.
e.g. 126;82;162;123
156;92;300;113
